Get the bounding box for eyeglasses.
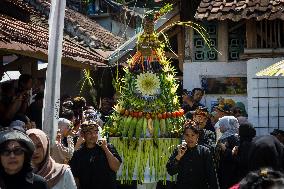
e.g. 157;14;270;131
0;148;25;156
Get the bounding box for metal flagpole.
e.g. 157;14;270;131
42;0;66;146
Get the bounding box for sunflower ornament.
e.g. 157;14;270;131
135;72;161;97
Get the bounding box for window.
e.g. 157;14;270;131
228;22;245;60
256;20;284;48
193;22;218;61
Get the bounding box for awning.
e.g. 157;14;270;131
0;71;21;82
256;60;284;77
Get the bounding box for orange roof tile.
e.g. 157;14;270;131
0;15;107;67
195;0;284;21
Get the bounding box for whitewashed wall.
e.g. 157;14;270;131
247;57;284;135
183;61;247;111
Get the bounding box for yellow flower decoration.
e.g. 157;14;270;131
165;74;175;83
170;84;178;94
136;72;161;96
173;96;179;105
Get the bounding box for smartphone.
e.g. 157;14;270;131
181;140;187;150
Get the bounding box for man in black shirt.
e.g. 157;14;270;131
182;88;205;118
69;121;122;189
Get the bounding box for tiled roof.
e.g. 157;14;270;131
10;0;124;50
195;0;284;21
0;15;107;67
64;8;124;49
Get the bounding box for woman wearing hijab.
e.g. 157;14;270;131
26;129;77;189
0;128;48;189
215;116;240;189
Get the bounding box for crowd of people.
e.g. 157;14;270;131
1;76;284;189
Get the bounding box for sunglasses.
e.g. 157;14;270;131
0;148;25;156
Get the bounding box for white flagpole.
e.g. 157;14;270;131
43;0;66;146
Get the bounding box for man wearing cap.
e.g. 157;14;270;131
192;107;216;152
211;98;234;121
214;104;232;120
69;121;122;189
192;106;215;132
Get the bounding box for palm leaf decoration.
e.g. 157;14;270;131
158;21;219;55
77;69;95;95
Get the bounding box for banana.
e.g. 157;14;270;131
165;118;172;135
135;118;144;138
147;118;154;137
118;116;126;133
128;117;138;138
159;119;166;137
122;116;132;137
142;118;148;138
153;118;159;138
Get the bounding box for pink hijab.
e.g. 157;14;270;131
26;129;68;188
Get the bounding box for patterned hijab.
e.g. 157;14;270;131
215;116;239;140
26;129;68;188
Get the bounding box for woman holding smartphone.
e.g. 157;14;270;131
167;121;219;189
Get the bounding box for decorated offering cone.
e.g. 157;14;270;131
104;11;184;184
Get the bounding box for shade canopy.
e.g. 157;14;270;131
256;60;284;77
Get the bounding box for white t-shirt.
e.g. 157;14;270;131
51;168;77;189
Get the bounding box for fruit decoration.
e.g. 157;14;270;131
104;10;185;140
103;8;185;184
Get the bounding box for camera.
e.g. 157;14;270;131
97;131;105;146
